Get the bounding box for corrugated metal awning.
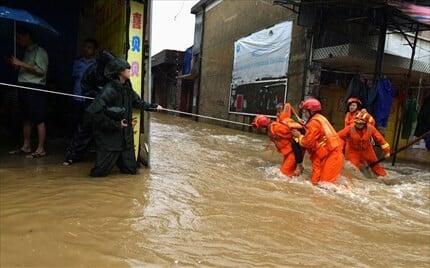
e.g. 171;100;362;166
312;43;430;77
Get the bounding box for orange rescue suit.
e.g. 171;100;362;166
338;124;390;176
268;119;303;177
298;113;344;185
344;111;375;128
278;103;299;122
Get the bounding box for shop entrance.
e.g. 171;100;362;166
0;0;140;159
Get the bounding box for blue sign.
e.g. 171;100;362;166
131;36;140;52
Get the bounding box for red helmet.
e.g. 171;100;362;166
252;115;271;128
347;98;362;105
301;98;322;112
354;111;371;124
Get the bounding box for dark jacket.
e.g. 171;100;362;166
81;50;115;99
86;80;157;151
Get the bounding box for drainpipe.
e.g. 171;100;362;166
302;29;313;100
145;0;153;167
195;3;206;119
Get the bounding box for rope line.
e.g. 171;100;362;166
0;82;94;100
161;108;252;127
0;82;253;127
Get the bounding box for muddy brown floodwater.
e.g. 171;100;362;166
1;113;429;267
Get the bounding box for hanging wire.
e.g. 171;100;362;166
173;0;185;21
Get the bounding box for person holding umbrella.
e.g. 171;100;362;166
8;25;48;158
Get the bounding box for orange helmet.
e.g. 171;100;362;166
347;98;362;106
252;115;271;128
301;98;322;112
354;111;371;124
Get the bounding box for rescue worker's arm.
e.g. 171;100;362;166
293;120;320;149
370;125;390;158
337;126;351;141
130;90;162;111
269;125;290;140
344;113;350;128
337;126;351;149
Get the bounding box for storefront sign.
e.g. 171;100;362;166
128;1;144;158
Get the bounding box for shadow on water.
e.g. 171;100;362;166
1;113;429;267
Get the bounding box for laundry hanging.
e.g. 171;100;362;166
345;74;369;110
414;94;430;137
401;96;418;139
367;78;396;128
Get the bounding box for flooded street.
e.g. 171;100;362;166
1;113;430;267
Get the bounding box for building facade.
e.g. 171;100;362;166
151;49;185;109
190;0;308;128
187;0;430;160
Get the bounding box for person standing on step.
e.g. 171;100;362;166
62;50;115;166
8;26;48;159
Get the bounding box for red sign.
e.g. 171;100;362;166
132;12;142;29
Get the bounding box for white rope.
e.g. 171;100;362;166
0;82;94;100
0;82;253;127
161;108;252;127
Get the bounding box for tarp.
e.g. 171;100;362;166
232;21;292;87
183;46;192;74
388;1;430;26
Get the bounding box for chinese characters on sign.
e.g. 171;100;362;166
128;2;144;158
131;62;139;77
132;12;142;29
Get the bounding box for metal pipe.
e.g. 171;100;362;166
392;26;419;166
373;10;387;81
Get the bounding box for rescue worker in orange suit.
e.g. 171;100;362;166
344;98;375;128
252;114;304;177
291;98;344;186
338;111;390;177
276;102;305;174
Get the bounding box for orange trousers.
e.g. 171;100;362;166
309;147;344;185
346;148;387;176
280;152;297;177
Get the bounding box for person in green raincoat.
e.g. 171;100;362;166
86;57;162;177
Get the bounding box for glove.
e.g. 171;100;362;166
383;147;390;159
